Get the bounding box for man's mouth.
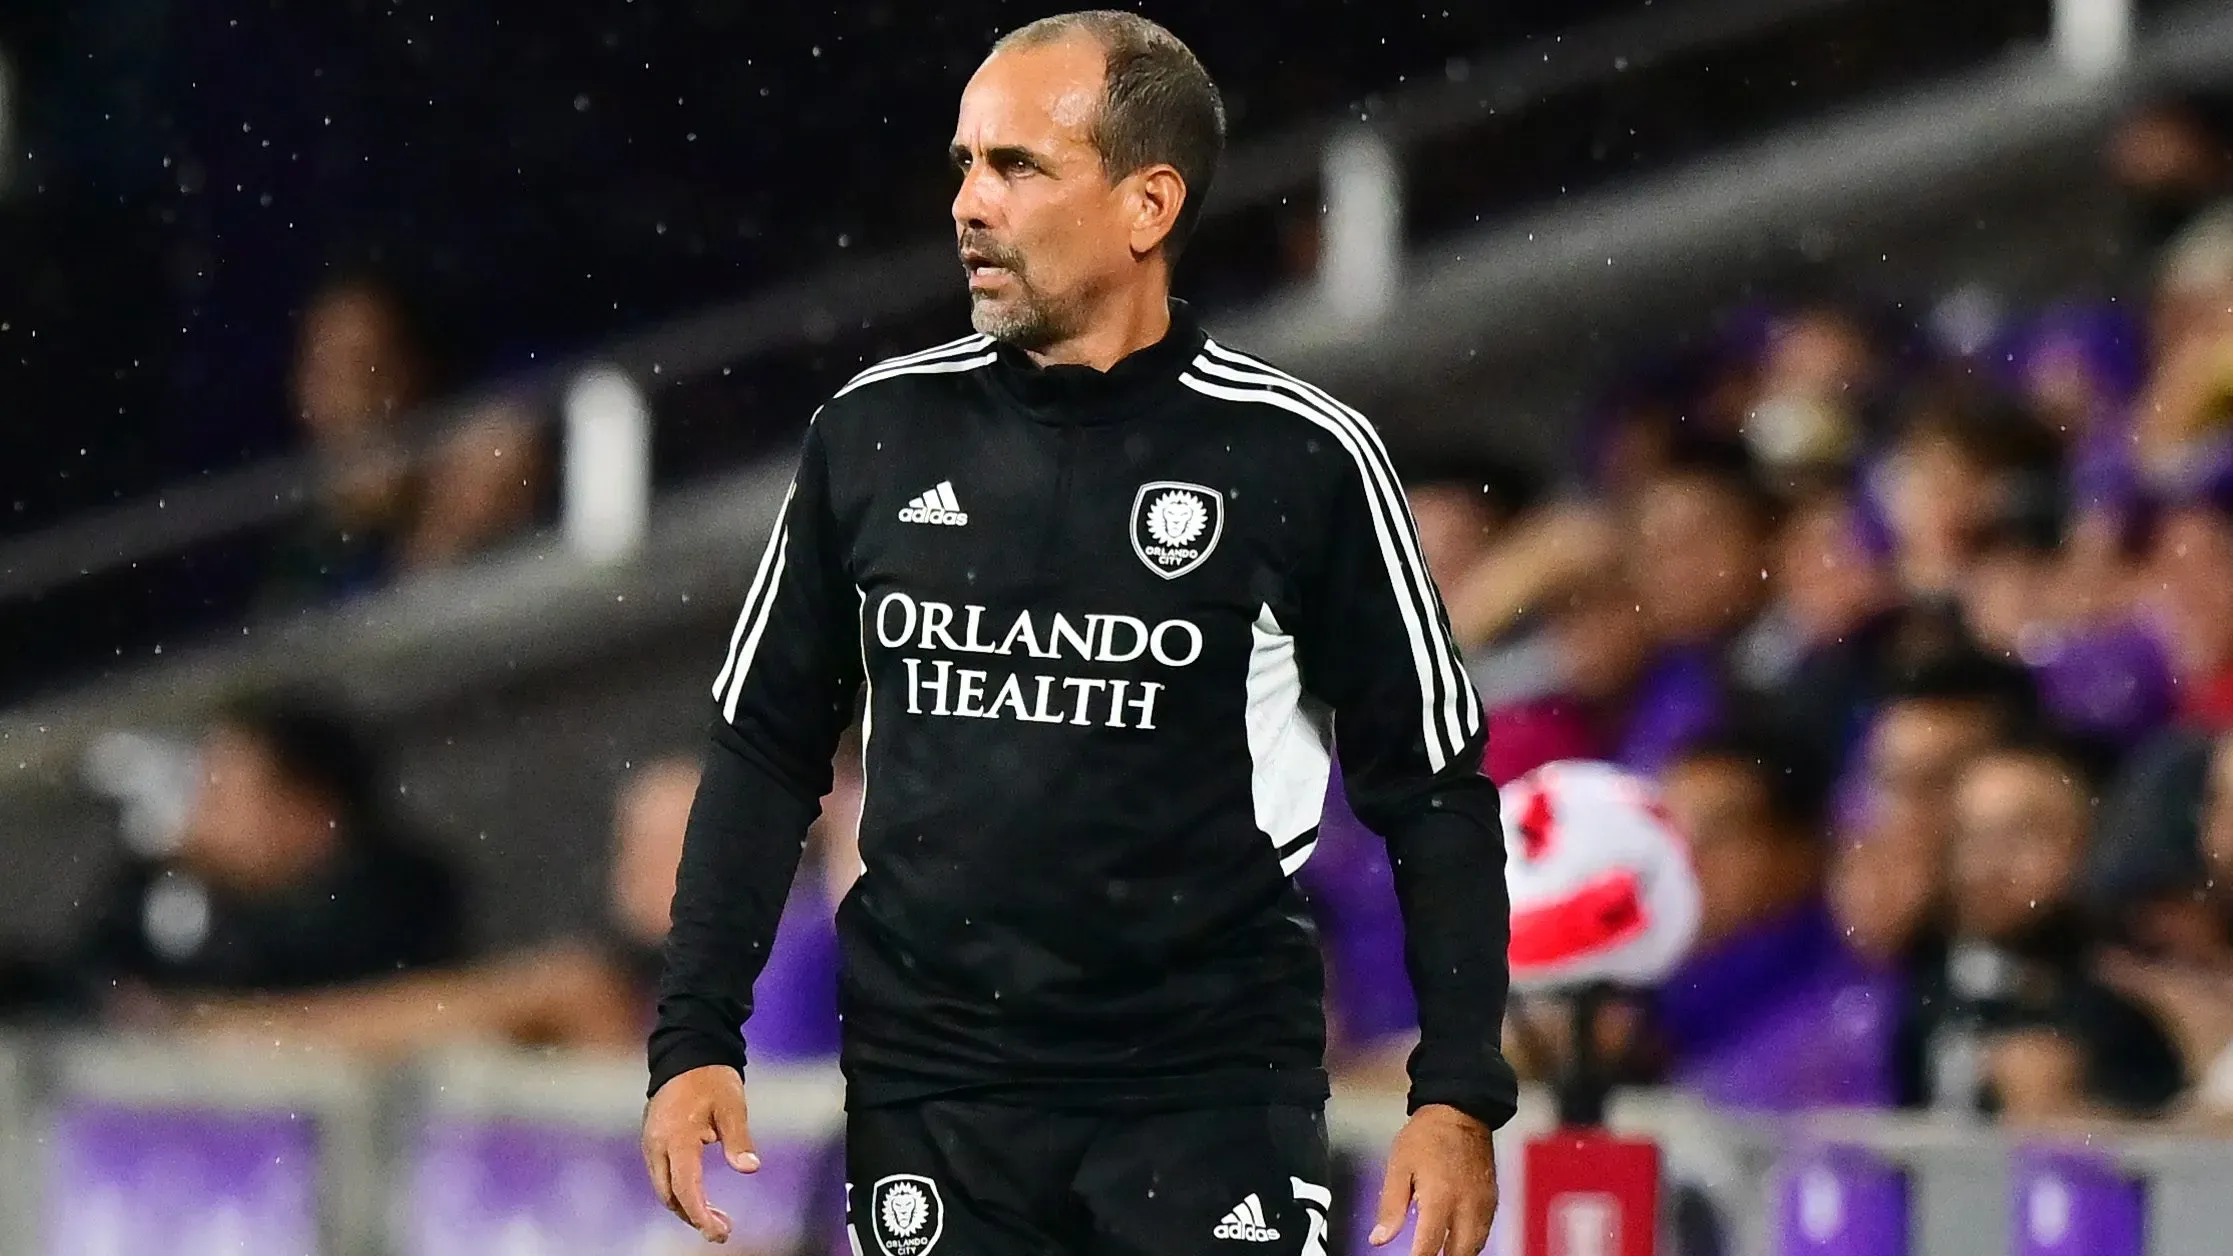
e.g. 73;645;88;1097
960;247;1015;284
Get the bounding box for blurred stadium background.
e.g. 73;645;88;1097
4;0;2233;1252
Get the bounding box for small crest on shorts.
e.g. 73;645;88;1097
1131;481;1224;579
869;1174;945;1256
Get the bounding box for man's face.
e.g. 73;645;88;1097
1865;698;1997;845
1551;572;1652;701
1823;698;1995;957
1662;758;1811;947
1629;474;1766;646
1951;754;2088;942
1774;496;1889;642
951;37;1135;349
179;728;333;896
1883;436;1991;579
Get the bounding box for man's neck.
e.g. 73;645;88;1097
1025;283;1173;372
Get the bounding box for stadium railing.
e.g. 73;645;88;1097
5;1033;2233;1256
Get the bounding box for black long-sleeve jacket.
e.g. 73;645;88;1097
650;303;1518;1129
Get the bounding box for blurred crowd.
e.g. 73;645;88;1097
1366;88;2233;1127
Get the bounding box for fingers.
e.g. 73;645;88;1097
668;1142;732;1243
1397;1154;1496;1256
644;1138;678;1220
1406;1186;1453;1256
1369;1157;1413;1247
643;1135;727;1233
709;1089;760;1174
1406;1180;1499;1256
1446;1189;1497;1256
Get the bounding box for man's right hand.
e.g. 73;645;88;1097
642;1064;759;1243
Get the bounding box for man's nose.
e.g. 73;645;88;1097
952;163;995;233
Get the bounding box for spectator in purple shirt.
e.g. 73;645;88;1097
1960;480;2175;751
1616;445;1781;773
1652;731;1902;1110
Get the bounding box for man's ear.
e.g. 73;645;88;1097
1127;164;1187;257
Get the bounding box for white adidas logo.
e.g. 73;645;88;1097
898;481;969;527
1213;1194;1280;1243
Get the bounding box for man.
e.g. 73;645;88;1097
1827;649;2038;969
167;753;854;1074
1652;732;1899;1111
77;691;466;1003
1939;738;2181;1118
642;12;1514;1256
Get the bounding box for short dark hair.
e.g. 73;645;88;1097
1671;726;1831;835
1652;439;1781;536
1886;648;2041;737
995;11;1227;258
1892;378;2063;477
213;689;384;831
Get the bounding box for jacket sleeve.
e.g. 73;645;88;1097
647;420;862;1097
1293;436;1519;1131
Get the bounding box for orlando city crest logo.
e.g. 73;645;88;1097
869;1175;945;1256
1131;481;1224;580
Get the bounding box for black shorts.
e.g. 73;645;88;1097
844;1098;1333;1256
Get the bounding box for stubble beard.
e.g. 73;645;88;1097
969;285;1065;351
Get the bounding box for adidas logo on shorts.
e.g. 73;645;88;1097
899;481;968;526
1213;1193;1281;1243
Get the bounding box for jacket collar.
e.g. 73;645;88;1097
987;300;1205;422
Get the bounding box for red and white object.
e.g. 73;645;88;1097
1500;761;1701;994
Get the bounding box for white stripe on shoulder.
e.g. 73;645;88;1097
1186;352;1466;759
1198;341;1480;750
850;333;990;378
1181;366;1454;770
711;480;798;706
833;349;997;399
833;335;995;398
721;521;793;722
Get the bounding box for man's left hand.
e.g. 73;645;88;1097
1370;1103;1498;1256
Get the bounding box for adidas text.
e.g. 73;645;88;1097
898;505;968;526
1214;1196;1281;1243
